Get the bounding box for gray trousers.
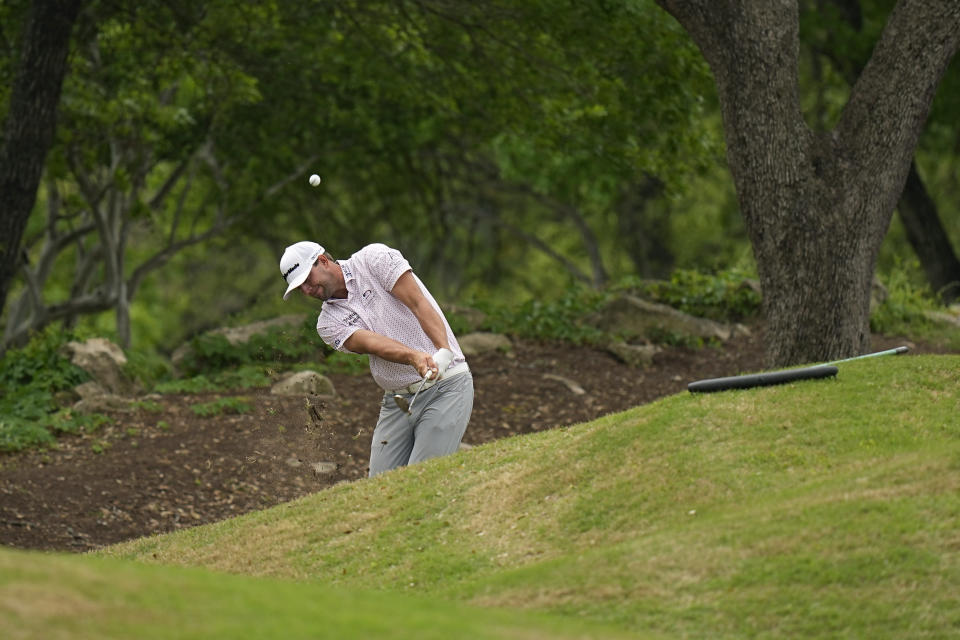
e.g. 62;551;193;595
369;372;474;477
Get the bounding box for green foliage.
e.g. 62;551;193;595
618;268;763;322
154;366;271;394
870;268;940;336
10;0;725;351
177;322;323;377
123;348;173;391
190;397;252;417
0;417;55;453
132;400;164;413
0;327;100;453
475;289;609;345
159;317;366;394
46;409;113;436
461;267;762;345
0;326;89;390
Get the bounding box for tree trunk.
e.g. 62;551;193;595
656;0;960;366
0;0;84;318
897;161;960;302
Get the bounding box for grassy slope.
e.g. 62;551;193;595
0;547;635;640
7;355;959;638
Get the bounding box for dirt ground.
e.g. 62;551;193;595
0;328;941;552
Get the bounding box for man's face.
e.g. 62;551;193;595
299;259;335;300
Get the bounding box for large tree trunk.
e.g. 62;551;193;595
898;161;960;302
656;0;960;366
0;0;84;318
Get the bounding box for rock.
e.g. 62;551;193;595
458;332;512;357
605;341;660;368
587;294;735;342
732;323;752;338
62;338;138;396
72;381;134;413
924;308;960;327
312;461;338;475
542;373;586;395
207;314;306;346
271;371;336;396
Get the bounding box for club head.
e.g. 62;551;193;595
392;394;411;414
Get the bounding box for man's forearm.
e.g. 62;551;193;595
344;329;441;380
343;329;419;366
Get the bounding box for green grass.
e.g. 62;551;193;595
189;396;253;417
0;547;632;640
8;354;960;638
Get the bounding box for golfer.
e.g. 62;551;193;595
280;241;473;477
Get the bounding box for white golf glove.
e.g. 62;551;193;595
432;348;455;376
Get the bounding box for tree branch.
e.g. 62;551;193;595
838;0;960;179
444;202;593;285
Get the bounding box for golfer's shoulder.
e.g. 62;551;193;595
354;243;396;259
354;243;408;271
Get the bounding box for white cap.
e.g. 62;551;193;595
280;241;324;300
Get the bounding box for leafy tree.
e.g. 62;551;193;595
4;0;721;350
3;2;303;350
656;0;960;365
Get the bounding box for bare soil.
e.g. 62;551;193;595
0;328;942;552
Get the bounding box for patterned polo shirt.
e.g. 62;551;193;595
316;243;465;390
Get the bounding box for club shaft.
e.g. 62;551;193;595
824;345;908;366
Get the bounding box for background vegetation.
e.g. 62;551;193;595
1;0;957;359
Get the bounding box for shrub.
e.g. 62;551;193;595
176;318;326;379
0;326;89;391
870;270;939;337
618;268;762;322
0;327;109;453
124;348;174;390
465;268;762;345
474;289;608;345
190;397;253;417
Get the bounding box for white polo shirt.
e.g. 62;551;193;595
316;244;465;391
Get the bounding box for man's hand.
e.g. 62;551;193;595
411;350;439;380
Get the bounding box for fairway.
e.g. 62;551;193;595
85;355;960;638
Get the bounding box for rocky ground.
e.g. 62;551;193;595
0;327;940;552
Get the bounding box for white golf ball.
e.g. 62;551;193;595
309;174;321;187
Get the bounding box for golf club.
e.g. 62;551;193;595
393;370;435;415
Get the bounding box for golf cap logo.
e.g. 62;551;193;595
282;263;300;283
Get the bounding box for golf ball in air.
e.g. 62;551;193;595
309;174;321;187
